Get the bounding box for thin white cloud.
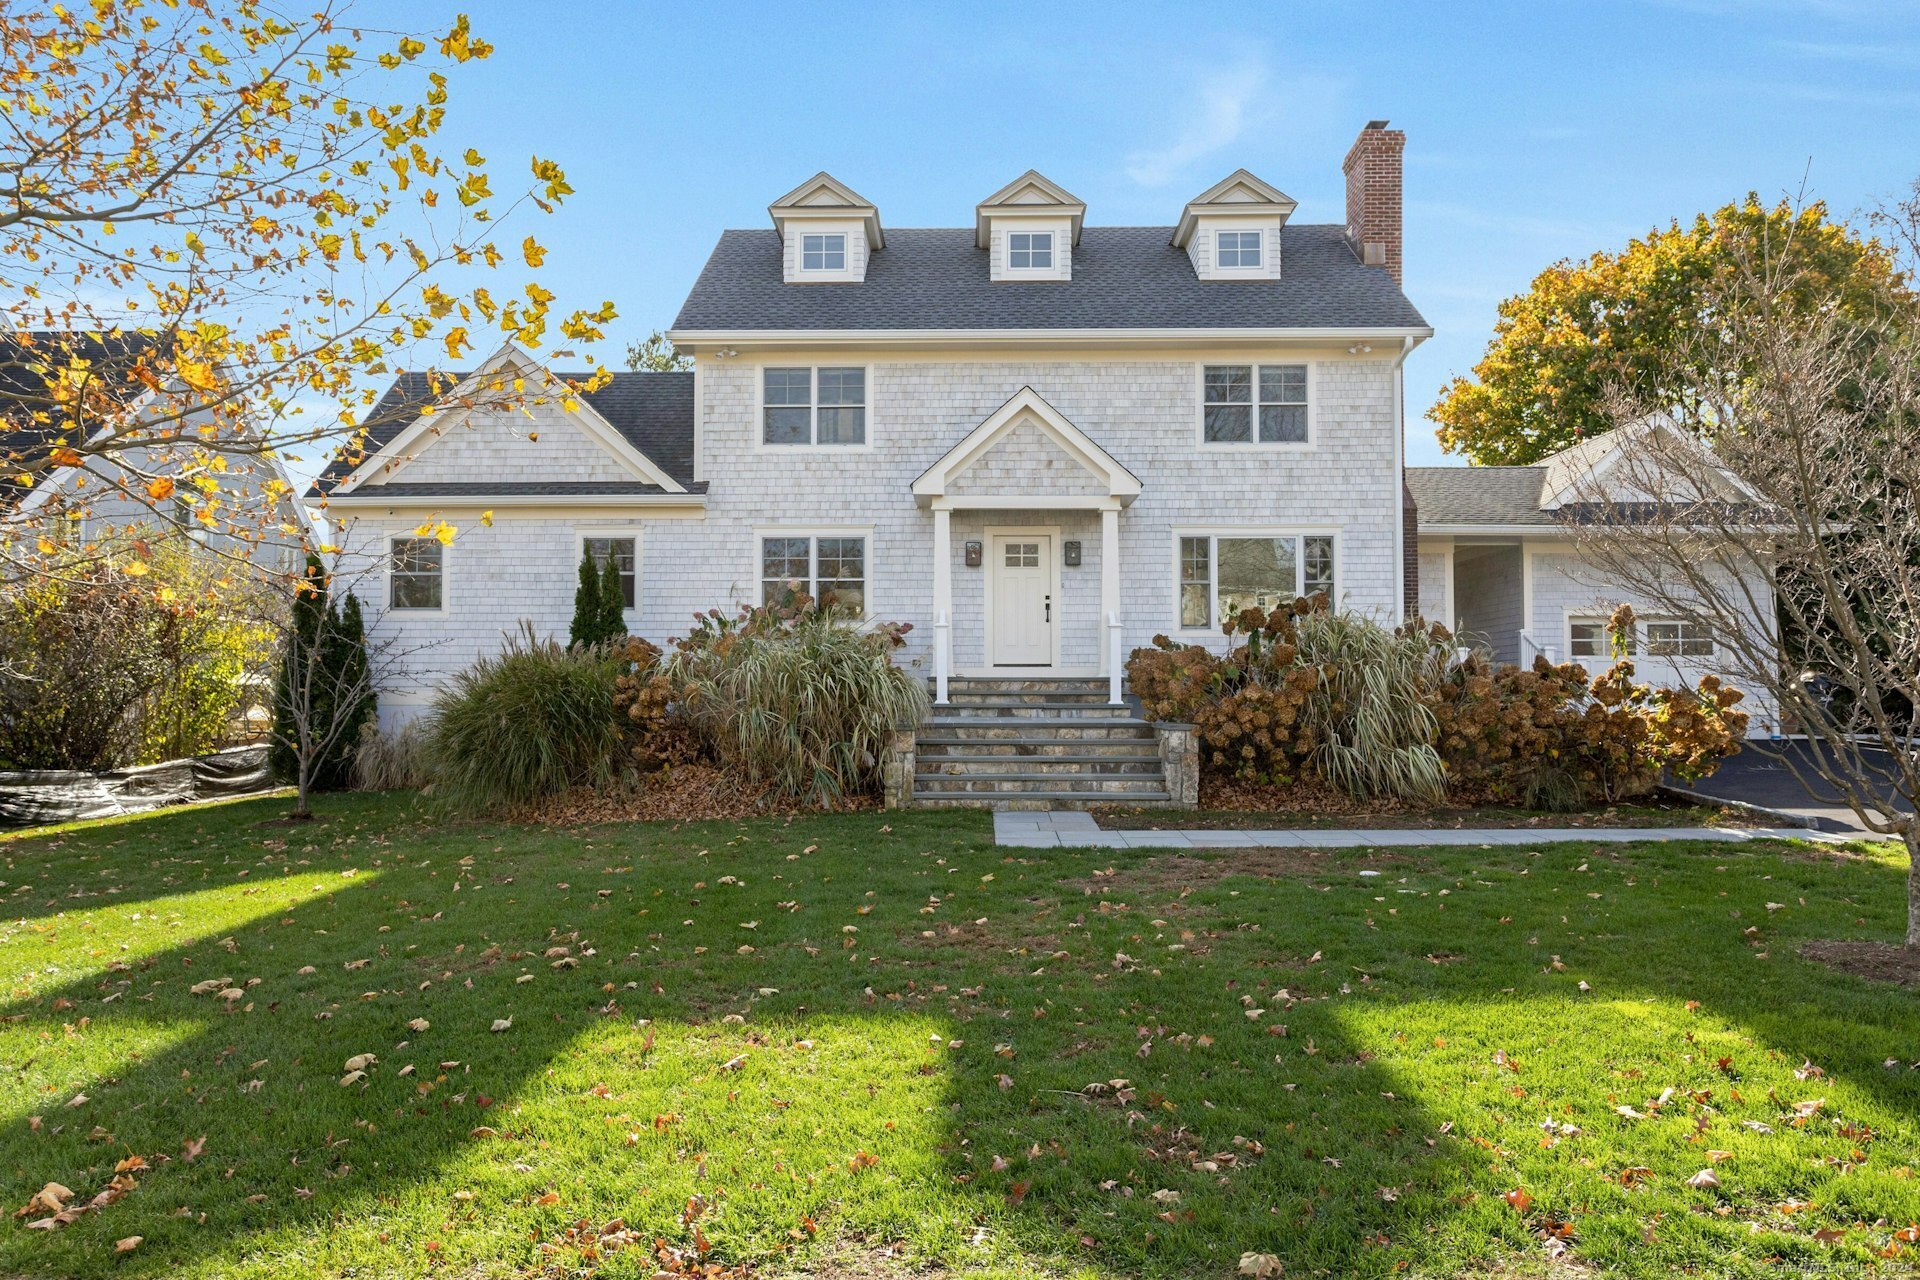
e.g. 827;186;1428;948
1123;59;1270;188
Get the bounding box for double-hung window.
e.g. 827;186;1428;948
1007;230;1054;270
1177;533;1335;629
1568;617;1632;660
800;233;845;272
1202;364;1308;444
760;534;866;616
763;367;866;445
1216;230;1263;268
583;535;637;608
1647;620;1713;657
390;536;444;610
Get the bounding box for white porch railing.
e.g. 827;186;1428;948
934;611;951;706
1107;612;1124;705
1518;630;1558;667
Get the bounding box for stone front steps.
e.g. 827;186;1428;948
912;676;1174;810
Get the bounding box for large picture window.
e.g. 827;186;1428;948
390;537;443;610
1202;364;1309;444
1176;532;1335;629
760;534;866;615
763;367;866;445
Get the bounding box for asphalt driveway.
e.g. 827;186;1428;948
1678;739;1912;835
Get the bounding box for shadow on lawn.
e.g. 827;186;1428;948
11;806;1914;1279
0;800;1513;1279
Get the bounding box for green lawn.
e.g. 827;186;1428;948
1;794;1916;1279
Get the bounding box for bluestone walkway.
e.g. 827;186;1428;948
992;809;1852;848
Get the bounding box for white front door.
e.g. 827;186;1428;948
991;534;1053;666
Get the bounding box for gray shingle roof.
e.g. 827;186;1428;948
671;225;1429;332
311;370;694;495
1406;466;1555;527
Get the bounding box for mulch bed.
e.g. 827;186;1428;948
1799;938;1920;987
1092;776;1757;831
512;764;878;826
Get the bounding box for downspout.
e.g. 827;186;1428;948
1391;334;1415;622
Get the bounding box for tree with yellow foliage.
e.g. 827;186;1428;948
1430;194;1907;465
0;1;615;581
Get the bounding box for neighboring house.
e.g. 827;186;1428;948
311;120;1777;804
0;331;314;573
1409;417;1779;734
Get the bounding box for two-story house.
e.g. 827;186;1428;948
313;121;1776;805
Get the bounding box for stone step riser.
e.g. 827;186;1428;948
917;760;1162;777
916;743;1160;760
915;777;1169;796
931;705;1134;720
940;693;1123;708
915;794;1176;811
920;726;1156;744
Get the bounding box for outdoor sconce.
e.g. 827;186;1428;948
1063;540;1082;567
964;540;982;567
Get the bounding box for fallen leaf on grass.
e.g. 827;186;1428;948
1504;1187;1534;1213
114;1236;141;1253
183;1136;206;1162
1239;1252;1283;1277
407;1018;429;1032
491;1018;512;1033
1686;1169;1721;1189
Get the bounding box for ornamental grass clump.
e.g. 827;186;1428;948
426;623;621;814
1130;598;1746;810
658;597;927;806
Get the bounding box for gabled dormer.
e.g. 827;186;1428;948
1171;168;1297;281
769;172;883;284
975;170;1084;283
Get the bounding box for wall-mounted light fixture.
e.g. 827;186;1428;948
1063;540;1082;567
1347;342;1373;355
964;540;983;567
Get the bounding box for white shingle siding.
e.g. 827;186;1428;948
1527;548;1778;734
377;403;634;485
354;349;1406;717
1416;543;1450;623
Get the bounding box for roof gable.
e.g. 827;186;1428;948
975;170;1087;248
1172;168;1298;248
769;172;883;250
311;355;697;498
913;387;1140;507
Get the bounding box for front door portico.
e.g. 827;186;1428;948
911;386;1143;701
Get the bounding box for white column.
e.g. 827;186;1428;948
932;506;952;704
1101;506;1121;702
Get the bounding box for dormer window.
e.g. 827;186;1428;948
1008;231;1053;270
801;233;846;272
1216;230;1262;268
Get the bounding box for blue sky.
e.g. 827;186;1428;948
389;0;1920;467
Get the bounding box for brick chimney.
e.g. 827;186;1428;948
1343;119;1404;286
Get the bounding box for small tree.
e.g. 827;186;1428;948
626;330;691;372
1567;180;1920;944
597;553;628;642
269;554;401;818
569;549;604;648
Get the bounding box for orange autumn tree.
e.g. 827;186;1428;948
0;0;615;582
1429;194;1905;465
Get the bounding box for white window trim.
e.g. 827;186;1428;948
753;524;875;620
990;216;1073;281
1565;613;1633;661
1193;361;1317;450
1215;228;1264;270
577;527;643;616
387;533;449;615
799;231;847;273
753;363;876;453
1643;617;1716;659
1169;527;1341;636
